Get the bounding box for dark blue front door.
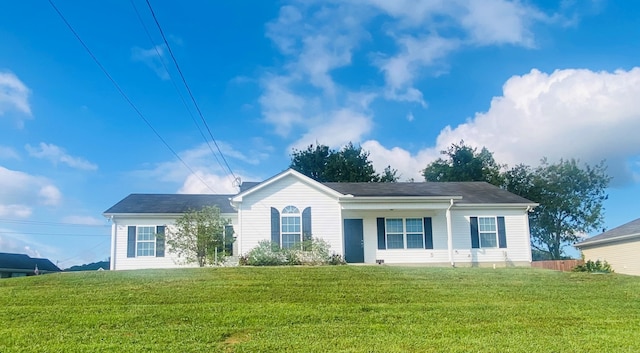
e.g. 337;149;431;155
344;219;364;263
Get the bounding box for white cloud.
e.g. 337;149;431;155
0;145;19;160
0;204;32;218
290;108;373;151
363;140;438;181
131;45;170;80
0;71;32;127
178;171;239;194
361;68;640;185
259;0;561;145
62;215;106;226
26;142;98;171
132;142;264;194
406;112;415;122
0;166;62;214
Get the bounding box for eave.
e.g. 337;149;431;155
575;232;640;248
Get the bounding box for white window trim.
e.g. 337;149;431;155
136;225;157;257
478;216;498;249
281;206;301;249
385;218;425;250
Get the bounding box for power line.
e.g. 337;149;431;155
128;0;228;184
0;231;108;237
143;0;238;183
47;0;219;194
0;219;109;227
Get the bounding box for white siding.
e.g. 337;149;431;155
581;238;640;276
450;208;531;266
112;214;237;270
342;209;444;264
237;174;343;255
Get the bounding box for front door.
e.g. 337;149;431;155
343;219;364;263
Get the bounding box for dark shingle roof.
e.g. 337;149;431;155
103;194;236;214
239;182;260;192
0;253;61;273
576;218;640;247
322;182;534;204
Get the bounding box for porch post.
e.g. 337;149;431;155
446;199;454;266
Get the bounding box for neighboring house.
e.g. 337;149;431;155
575;218;640;276
104;169;537;270
0;253;61;278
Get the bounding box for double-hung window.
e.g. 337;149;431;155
385;218;424;249
136;226;156;256
281;206;301;249
478;217;498;248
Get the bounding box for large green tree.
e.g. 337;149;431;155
422;141;504;185
166;206;233;267
504;159;610;260
290;143;399;182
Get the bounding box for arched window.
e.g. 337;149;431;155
281;206;301;248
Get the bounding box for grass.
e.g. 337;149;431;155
1;266;640;352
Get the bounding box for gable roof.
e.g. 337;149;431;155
103;194;237;214
0;253;61;273
324;181;534;204
575;217;640;247
231;169;345;202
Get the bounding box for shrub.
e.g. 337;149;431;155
243;238;342;266
573;260;613;273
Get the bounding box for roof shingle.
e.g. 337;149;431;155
103;194;236;214
576;217;640;246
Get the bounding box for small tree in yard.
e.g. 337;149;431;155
166;206;232;267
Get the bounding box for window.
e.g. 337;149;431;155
281;206;301;249
478;217;498;248
385;218;424;249
136;226;156;256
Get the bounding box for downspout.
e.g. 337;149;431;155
109;216;116;270
446;199;454;267
525;205;533;264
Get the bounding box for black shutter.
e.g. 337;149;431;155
423;217;433;249
155;226;165;257
377;217;386;250
127;226;136;258
497;216;507;248
302;207;312;250
224;225;234;255
470;217;480;249
271;207;280;247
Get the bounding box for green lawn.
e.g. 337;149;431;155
1;266;639;352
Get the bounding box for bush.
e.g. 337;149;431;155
244;238;342;266
573;260;613;273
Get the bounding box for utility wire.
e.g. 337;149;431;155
0;230;108;237
0;219;109;227
144;0;238;183
129;0;227;186
47;0;218;194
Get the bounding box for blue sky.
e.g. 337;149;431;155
2;0;640;268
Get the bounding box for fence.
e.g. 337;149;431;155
531;260;583;272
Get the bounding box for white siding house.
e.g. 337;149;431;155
575;218;640;276
105;169;537;270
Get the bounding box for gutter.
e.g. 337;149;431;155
575;232;640;248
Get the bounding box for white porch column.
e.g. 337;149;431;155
446;199;454;266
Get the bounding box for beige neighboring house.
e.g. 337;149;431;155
575;218;640;276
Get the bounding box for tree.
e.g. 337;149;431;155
166;206;232;267
504;159;610;259
422;141;504;185
290;142;399;182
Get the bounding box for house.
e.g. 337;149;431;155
575;218;640;276
0;253;61;278
104;169;537;270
